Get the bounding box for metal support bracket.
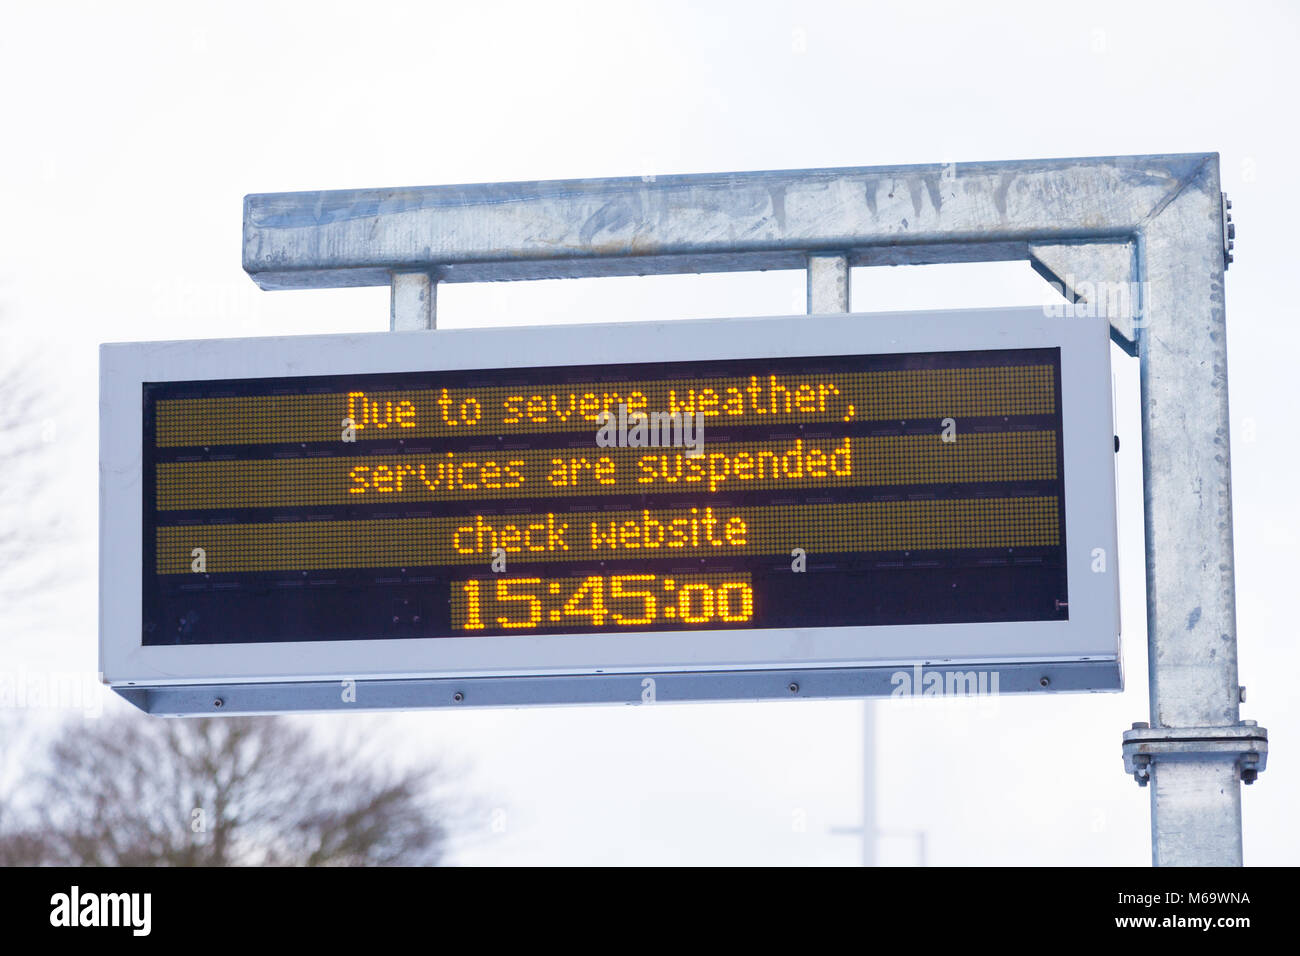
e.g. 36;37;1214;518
1123;722;1268;787
389;270;436;330
1028;240;1139;356
241;152;1259;865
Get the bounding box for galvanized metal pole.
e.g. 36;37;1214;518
860;700;877;867
1134;168;1246;865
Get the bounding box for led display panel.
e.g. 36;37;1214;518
143;351;1067;644
100;310;1120;712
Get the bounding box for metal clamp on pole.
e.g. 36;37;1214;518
1122;722;1268;787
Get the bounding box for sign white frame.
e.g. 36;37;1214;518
100;307;1120;712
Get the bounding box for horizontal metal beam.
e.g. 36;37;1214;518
243;154;1212;290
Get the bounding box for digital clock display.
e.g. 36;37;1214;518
453;574;755;630
142;346;1067;645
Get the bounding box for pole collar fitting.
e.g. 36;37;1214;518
1122;723;1267;787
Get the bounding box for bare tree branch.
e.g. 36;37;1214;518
0;712;454;866
0;327;67;603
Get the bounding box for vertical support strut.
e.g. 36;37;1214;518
391;271;436;331
807;254;851;314
806;252;878;865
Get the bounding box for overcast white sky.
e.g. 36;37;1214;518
2;0;1297;865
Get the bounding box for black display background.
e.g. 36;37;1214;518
142;347;1067;646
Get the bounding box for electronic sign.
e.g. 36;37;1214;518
100;309;1120;714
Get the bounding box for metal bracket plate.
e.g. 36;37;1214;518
1122;722;1268;786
